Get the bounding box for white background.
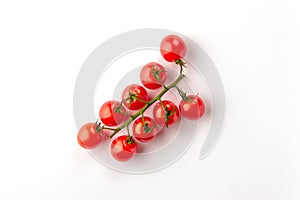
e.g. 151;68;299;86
0;0;299;199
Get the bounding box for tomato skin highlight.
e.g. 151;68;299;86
152;100;180;127
110;135;137;162
140;62;167;90
132;116;160;142
179;95;205;120
122;84;149;110
160;35;187;62
99;101;129;126
77;123;103;149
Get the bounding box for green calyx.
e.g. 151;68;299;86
126;136;135;144
175;59;186;68
95;120;102;133
143;123;154;133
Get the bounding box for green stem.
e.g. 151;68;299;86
175;59;186;75
158;97;168;113
109;73;185;139
133;96;148;103
141;112;145;124
175;85;189;101
152;65;167;89
126;125;130;137
101;126;117;131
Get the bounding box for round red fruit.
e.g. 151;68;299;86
140;62;167;90
77;123;103;149
99;101;129;126
179;95;205;120
160;35;187;62
153;100;180;127
122;84;149;110
133;116;160;142
110;135;137;162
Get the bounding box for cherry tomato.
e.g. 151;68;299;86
132;116;160;142
179;95;205;120
153;100;180;127
160;35;187;62
122;84;149;110
110;135;137;162
140;62;167;90
77;123;103;149
99;101;129;126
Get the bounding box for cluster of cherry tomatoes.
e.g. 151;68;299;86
77;35;206;162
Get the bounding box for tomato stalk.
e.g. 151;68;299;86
175;85;189;101
101;126;118;131
158;98;171;127
141;112;145;124
175;59;186;75
114;102;132;118
126;125;131;138
152;65;167;89
130;95;148;103
108;71;185;139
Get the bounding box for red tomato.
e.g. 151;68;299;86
153;100;180;127
132;116;160;142
140;62;167;90
99;101;129;126
110;135;137;162
179;95;205;120
160;35;187;62
122;84;149;110
77;123;103;149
